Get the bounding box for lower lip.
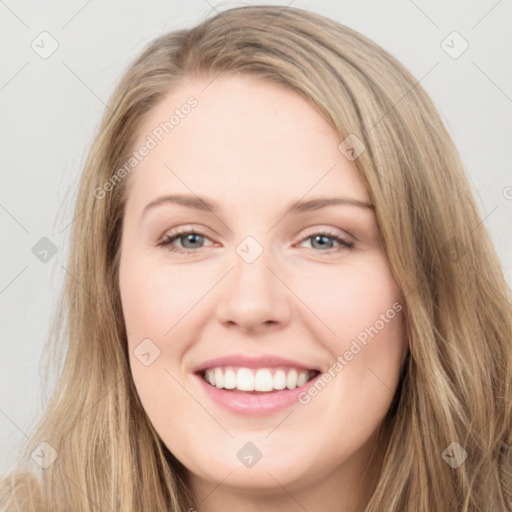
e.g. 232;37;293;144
194;372;320;415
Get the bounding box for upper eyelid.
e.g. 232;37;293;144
162;225;352;239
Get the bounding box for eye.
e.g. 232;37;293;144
157;227;214;253
157;228;354;254
297;230;354;253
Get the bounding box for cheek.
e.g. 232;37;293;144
120;256;213;339
292;254;404;344
292;254;406;419
120;259;197;437
119;256;214;416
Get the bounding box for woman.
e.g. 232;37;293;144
2;5;511;511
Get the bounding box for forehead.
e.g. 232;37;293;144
124;74;370;210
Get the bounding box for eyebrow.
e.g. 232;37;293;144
142;194;374;218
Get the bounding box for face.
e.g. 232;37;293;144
118;73;407;507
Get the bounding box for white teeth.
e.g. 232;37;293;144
203;366;314;392
224;368;236;389
237;368;254;391
273;369;287;390
286;369;298;390
254;369;273;392
214;367;224;388
297;372;307;387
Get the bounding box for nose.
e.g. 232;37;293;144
215;244;292;333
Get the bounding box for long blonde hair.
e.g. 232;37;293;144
2;5;511;511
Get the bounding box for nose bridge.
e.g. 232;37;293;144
215;233;291;330
233;234;272;290
232;233;277;302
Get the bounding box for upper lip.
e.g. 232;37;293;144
192;354;322;374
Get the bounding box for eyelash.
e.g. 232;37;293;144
157;227;355;255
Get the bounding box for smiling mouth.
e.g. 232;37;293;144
198;366;321;394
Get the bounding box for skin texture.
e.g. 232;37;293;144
118;74;407;512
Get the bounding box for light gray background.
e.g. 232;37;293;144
1;0;511;473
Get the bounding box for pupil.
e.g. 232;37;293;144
185;234;202;247
314;235;331;249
